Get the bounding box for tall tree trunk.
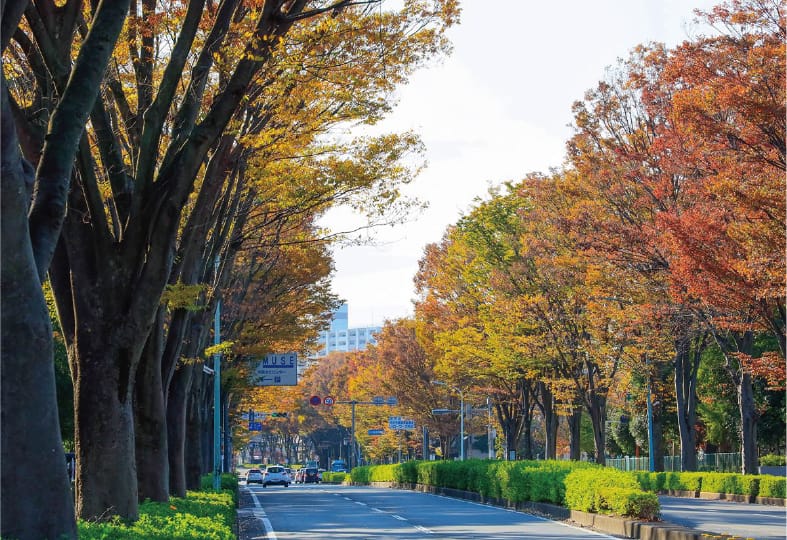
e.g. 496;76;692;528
135;307;169;502
738;373;758;474
536;382;558;459
673;336;700;471
74;343;138;520
567;407;582;461
1;90;77;537
586;392;606;465
186;384;205;490
168;364;193;496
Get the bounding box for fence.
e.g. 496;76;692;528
607;452;741;473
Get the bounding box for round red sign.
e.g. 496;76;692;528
309;395;322;406
324;396;335;406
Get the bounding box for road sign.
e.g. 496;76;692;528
388;416;415;430
248;421;263;431
368;429;384;436
250;352;298;386
372;396;384;405
386;396;398;406
309;395;322;406
324;396;335;406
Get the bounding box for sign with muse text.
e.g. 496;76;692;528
250;352;298;386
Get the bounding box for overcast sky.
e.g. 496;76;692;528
322;0;718;328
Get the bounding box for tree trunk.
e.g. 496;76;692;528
586;392;606;465
168;364;193;497
74;347;138;520
673;337;699;471
738;372;758;474
536;382;558;459
567;407;582;461
134;307;169;502
1;100;77;537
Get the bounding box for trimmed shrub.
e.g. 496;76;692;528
700;472;760;496
321;471;347;483
564;468;643;514
758;475;787;498
597;488;660;520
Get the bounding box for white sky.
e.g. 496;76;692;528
324;0;718;328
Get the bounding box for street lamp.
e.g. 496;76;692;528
431;380;465;461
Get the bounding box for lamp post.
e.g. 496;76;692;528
432;380;465;461
212;255;222;490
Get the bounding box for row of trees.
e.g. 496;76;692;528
243;0;784;474
1;1;459;539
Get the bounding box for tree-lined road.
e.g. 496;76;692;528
239;483;617;539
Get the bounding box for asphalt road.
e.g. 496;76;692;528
239;483;618;539
658;496;786;540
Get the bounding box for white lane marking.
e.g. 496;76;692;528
248;489;278;540
371;508;385;513
391;514;407;521
354;501;367;506
414;525;433;534
343;496;353;501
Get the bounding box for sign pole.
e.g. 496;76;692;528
213;255;222;490
350;400;357;469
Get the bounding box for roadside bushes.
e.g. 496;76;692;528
758;475;786;498
352;459;657;518
321;471;347;483
564;468;659;520
78;491;235;540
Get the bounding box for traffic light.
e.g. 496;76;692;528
270;412;288;418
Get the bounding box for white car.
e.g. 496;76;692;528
262;465;289;487
245;469;263;484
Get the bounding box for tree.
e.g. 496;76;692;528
5;0;457;521
2;2;131;537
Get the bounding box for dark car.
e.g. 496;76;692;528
302;467;320;483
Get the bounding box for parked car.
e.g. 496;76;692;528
262;465;289;487
301;467;320;484
245;469;263;484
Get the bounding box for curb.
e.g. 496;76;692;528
363;481;724;540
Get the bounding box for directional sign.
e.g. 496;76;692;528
250;352;298;386
248;421;263;431
368;429;385;436
323;396;335;406
372;396;384;405
388;416;415;430
386;396;398;406
309;395;322;406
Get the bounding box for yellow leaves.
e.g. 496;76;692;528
161;282;207;311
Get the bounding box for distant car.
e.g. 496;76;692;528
302;467;320;484
262;465;289;487
294;468;305;483
245;469;263;484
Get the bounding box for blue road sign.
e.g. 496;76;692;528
368;429;385;436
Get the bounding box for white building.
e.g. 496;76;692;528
314;303;381;357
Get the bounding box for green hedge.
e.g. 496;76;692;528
78;491;235;540
634;471;786;500
351;460;656;518
564;468;646;514
200;473;238;506
758;475;786;498
321;471;347;483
